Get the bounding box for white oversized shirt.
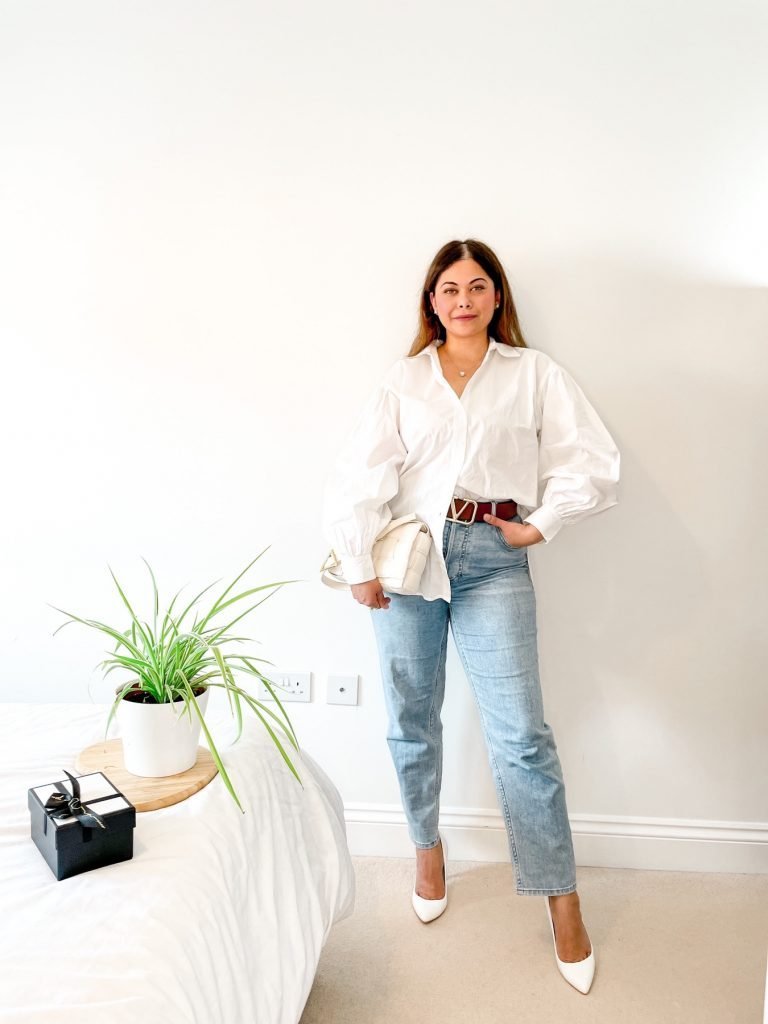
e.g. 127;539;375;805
321;337;620;602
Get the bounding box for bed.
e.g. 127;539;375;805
0;698;355;1024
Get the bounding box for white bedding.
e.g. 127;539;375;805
0;700;355;1024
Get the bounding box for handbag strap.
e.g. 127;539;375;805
319;550;351;590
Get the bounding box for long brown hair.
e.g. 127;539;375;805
407;239;528;356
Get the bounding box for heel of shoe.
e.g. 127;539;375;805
411;832;448;923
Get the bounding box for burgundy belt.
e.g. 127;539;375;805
446;497;518;524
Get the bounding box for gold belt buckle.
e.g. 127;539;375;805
446;497;479;524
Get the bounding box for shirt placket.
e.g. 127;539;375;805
427;347;482;583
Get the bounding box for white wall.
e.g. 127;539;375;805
2;1;766;869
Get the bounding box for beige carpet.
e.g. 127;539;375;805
300;855;768;1024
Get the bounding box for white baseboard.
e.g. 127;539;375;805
343;803;768;873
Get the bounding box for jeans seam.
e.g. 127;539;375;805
427;610;450;845
517;884;578;895
446;521;471;581
455;523;470;578
442;523;451;563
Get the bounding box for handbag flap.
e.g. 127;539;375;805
374;513;428;540
320;514;431;589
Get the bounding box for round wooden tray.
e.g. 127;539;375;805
75;739;219;812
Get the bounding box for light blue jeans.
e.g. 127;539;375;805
369;515;578;896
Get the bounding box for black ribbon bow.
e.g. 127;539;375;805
44;769;108;830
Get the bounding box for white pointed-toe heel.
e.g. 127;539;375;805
544;895;596;994
411;833;448;923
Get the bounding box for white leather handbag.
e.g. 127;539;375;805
320;514;432;595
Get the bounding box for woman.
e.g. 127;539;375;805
321;238;620;995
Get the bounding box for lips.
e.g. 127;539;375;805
454;315;476;320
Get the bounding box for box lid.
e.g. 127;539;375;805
29;771;136;842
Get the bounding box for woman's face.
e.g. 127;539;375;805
430;259;500;340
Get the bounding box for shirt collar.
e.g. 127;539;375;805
416;336;522;357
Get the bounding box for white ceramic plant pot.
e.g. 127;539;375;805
118;687;210;778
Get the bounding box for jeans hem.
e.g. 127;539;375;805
412;838;442;850
516;883;578;896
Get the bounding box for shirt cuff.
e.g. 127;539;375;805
340;552;377;585
523;505;564;544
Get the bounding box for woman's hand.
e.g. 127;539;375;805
482;514;544;547
350;579;391;609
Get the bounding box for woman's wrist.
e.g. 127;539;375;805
482;513;544;546
522;523;544;544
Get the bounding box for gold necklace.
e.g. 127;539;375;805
439;342;487;378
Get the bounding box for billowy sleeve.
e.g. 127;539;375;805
321;381;407;584
522;359;620;543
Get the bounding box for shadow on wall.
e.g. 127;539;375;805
523;269;767;821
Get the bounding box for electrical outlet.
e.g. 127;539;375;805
258;672;311;703
326;674;359;706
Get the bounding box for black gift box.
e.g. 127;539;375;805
28;769;136;880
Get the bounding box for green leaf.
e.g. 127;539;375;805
107;568;160;674
104;680;138;737
206;579;299;620
50;607;150;666
174;580;222;632
203;680;300;751
141;557;160;639
197;550;272;629
239;692;303;787
240;663;300;749
206;587;285;642
179;676;245;813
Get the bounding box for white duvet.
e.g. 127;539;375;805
0;700;355;1024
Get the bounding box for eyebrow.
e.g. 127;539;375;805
440;277;488;286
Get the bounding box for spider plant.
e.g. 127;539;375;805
52;550;302;813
